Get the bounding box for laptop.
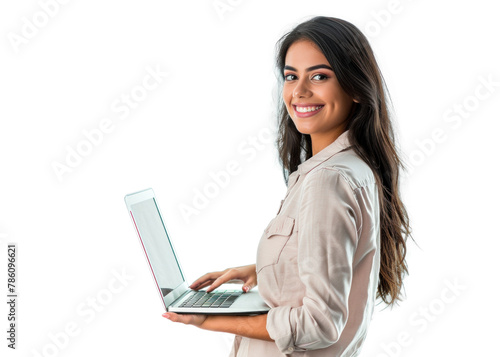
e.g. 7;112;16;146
124;188;270;315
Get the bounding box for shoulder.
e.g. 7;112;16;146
308;148;377;192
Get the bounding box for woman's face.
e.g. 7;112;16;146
282;39;356;151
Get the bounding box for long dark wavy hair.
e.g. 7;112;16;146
275;16;413;306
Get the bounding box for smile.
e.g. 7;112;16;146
293;105;324;118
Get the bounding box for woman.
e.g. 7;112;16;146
163;16;412;356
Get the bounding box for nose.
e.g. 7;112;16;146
293;79;311;98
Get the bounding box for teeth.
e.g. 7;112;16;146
295;105;323;113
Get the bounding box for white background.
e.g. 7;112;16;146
1;0;499;356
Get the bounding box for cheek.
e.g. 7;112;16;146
327;87;352;110
282;85;293;102
282;88;293;111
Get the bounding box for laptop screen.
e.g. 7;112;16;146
129;197;184;297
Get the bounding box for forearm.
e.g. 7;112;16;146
199;313;273;341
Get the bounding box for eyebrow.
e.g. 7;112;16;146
283;64;334;72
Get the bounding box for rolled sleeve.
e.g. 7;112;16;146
267;167;362;354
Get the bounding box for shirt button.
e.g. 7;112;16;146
287;347;294;352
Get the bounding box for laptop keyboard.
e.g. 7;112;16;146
179;290;243;308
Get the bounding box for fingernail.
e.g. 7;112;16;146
243;286;249;292
162;313;170;319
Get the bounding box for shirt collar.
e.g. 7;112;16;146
291;129;352;179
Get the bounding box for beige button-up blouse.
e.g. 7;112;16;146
229;129;381;356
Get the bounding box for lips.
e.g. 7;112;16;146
293;104;324;118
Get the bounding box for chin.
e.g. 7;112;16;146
296;129;313;135
293;124;316;135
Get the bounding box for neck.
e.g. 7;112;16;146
311;126;347;156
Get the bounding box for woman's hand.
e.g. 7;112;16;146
163;312;272;342
189;264;257;293
161;265;257;330
162;312;207;327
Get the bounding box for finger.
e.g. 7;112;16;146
226;279;245;284
242;276;257;293
242;283;254;292
189;277;212;289
189;272;221;289
191;281;214;291
162;312;183;323
206;273;230;292
207;270;239;292
189;273;217;288
193;280;213;290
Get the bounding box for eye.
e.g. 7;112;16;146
312;73;328;80
284;73;296;81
